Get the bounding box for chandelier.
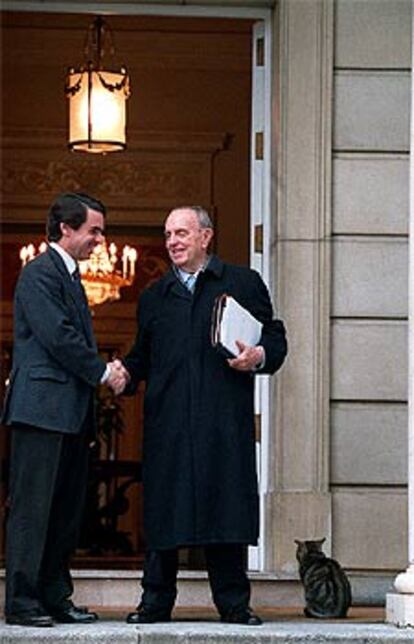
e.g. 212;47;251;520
65;16;131;153
19;242;137;307
79;242;137;306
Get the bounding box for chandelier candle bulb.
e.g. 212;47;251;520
129;248;137;277
122;247;129;279
109;243;117;267
19;242;47;266
19;248;28;266
27;244;35;261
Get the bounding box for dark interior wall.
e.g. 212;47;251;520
1;12;253;264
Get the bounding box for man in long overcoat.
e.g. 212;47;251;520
123;206;287;625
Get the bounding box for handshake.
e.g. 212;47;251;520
106;359;130;395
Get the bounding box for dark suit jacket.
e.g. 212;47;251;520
2;246;106;434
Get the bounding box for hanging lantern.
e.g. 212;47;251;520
65;16;130;153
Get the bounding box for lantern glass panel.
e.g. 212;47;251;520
68;70;127;152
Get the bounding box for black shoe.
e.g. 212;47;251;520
49;605;98;624
6;612;54;627
221;606;263;626
126;604;171;624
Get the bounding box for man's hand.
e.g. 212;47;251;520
227;341;264;372
106;359;130;395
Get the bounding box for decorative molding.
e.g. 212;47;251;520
2;159;208;200
0;1;275;17
1;127;229;153
136;246;169;284
1;128;229;225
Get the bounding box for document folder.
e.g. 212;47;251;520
211;294;263;358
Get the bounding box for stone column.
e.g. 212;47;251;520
265;0;333;574
386;8;414;627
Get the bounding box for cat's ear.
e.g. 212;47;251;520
294;539;301;545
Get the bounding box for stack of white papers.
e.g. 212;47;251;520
211;294;263;358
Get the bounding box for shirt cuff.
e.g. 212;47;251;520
100;364;111;384
253;346;266;371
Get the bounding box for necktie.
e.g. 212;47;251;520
185;273;197;293
72;267;87;302
71;267;95;347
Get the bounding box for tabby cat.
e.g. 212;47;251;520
295;538;352;618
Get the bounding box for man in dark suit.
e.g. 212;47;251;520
121;206;287;626
2;193;126;627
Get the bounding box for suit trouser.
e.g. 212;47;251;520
141;544;250;615
5;424;89;616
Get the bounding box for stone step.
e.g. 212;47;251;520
2;622;414;644
2;608;414;644
0;570;395;609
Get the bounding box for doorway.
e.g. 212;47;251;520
0;5;272;572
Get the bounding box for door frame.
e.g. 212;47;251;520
1;0;274;572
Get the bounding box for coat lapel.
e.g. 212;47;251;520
48;247;96;349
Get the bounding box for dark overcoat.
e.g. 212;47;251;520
124;255;287;550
